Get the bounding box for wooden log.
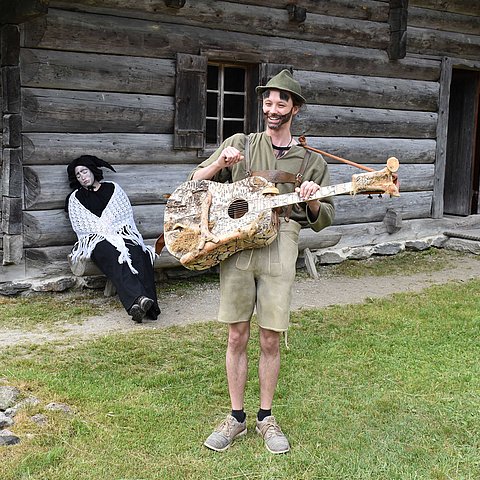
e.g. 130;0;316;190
48;1;390;50
22;8;441;81
300;70;439;111
332;191;432;224
20;49;175;94
26;242;181;276
409;6;480;35
22;88;174;133
305;137;436;164
51;0;390;22
23;191;431;248
23;162;432;211
298;229;342;251
23;204;165;247
24;164;194;210
219;0;390;21
408;26;480;60
22;133;198;166
294;105;437;138
409;0;480;17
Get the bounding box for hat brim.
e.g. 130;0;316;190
256;85;306;104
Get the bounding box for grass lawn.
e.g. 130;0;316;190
1;260;479;479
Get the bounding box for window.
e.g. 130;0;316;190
206;64;247;145
174;54;282;150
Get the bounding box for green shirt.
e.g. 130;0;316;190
190;132;335;232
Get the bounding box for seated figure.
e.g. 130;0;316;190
65;155;160;322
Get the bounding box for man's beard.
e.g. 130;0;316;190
264;109;293;130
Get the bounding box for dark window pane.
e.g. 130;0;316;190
207;92;218;117
206;119;217;144
207;65;218;90
223;120;244;138
224;94;244;118
224;67;245;92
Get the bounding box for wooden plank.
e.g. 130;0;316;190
2;114;22;148
174;53;207;149
23;162;433;210
432;58;452;218
50;0;390;22
1;25;20;67
22;8;441;81
24;204;165;247
48;1;390;50
22;133;198;166
1;234;23;265
294;105;437;138
409;0;480;16
1;66;21;113
24;164;194;210
300;70;439;111
2;197;23;235
388;1;408;60
305;137;436;164
20;49;175;94
409;6;480;35
2;148;23;197
408;26;480;60
22;88;174;133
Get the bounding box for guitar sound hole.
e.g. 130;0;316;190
228;199;249;219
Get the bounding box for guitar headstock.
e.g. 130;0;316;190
352;157;400;197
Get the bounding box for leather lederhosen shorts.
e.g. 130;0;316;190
218;218;301;332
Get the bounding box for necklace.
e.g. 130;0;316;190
272;137;293;158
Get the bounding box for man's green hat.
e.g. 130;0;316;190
255;69;306;104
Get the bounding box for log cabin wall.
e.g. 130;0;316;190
0;0;478;278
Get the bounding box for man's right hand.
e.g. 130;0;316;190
216;146;244;168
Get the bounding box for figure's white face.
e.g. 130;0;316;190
262;90;299;130
75;165;95;188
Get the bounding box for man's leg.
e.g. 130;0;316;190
204;321;250;452
256;326;290;454
226;321;250;410
258;327;280;410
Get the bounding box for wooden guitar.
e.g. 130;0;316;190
163;157;399;270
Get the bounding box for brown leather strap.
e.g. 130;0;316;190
244;134;251;177
251;170;297;184
283;150;312;221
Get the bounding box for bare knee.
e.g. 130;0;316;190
227;322;250;352
259;328;280;356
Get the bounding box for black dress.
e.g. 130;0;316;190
67;183;160;320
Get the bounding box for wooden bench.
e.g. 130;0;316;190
68;248;181;296
69;229;342;293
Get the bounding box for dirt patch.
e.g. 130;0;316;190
1;254;479;347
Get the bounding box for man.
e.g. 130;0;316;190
191;70;335;453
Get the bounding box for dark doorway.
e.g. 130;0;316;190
443;69;480;215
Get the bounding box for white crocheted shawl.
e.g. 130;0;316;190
68;182;155;274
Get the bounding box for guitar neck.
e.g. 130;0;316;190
264;181;353;210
